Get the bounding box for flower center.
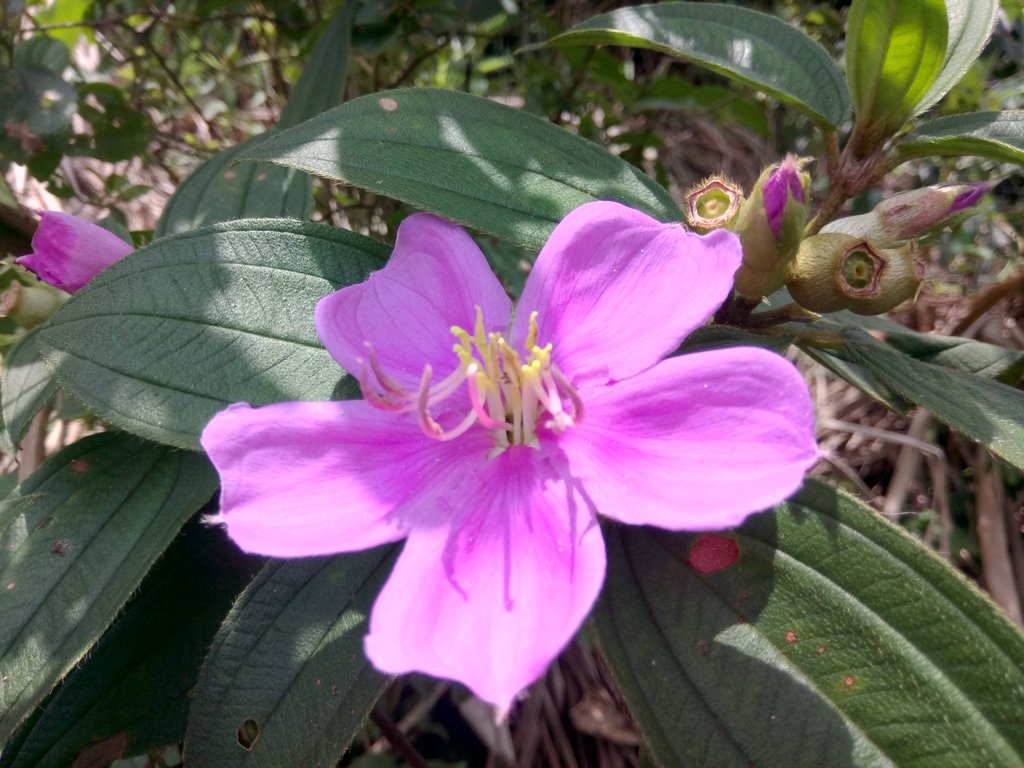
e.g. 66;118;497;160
357;307;583;456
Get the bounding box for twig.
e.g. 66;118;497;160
369;708;431;768
950;269;1024;336
17;405;51;482
974;447;1024;626
882;408;933;521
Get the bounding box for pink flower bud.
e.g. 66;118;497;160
823;182;992;247
762;155;806;237
16;211;134;294
731;155;811;299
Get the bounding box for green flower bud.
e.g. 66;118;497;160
787;233;922;315
0;279;65;329
683;176;744;232
732;155;811;300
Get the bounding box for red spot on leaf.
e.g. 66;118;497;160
71;459;88;473
6;582;14;591
844;675;856;688
379;96;399;111
785;630;797;644
818;645;827;655
688;534;739;574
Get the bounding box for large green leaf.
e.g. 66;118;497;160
155;1;356;236
842;326;1024;471
0;433;218;741
913;0;999;114
846;0;947;149
183;547;396;767
240;88;681;251
0;520;261;768
545;2;849;128
35;220;387;449
0;326;58;453
596;479;1024;767
897;110;1024;164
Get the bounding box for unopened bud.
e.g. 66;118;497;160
732;155;811;299
787;233;922;315
0;280;65;328
683;176;743;232
823;182;991;247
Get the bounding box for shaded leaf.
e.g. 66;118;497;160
0;519;261;768
545;2;849;127
241;88;680;251
897;110;1024;164
843;326;1024;470
0;326;58;453
183;547;396;767
36;220;387;449
597;479;1024;767
0;433;217;740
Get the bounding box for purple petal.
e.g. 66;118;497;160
513;201;741;385
559;347;818;530
200;400;494;557
364;445;606;710
948;182;991;215
316;213;512;389
16;211;133;293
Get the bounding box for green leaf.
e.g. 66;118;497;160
183;547;396;767
679;325;795;356
846;0;947;146
0;326;58;453
155;1;356;236
12;37;70;74
240;88;680;251
35;219;387;449
155;134;313;237
818;311;1024;383
914;0;999;114
0;520;261;768
842;326;1024;470
545;2;850;128
0;433;218;741
596;479;1024;767
897;110;1024;164
800;344;911;413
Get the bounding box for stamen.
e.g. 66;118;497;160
364;342;406;396
466;364;510;430
358;358;408;412
550;365;585;426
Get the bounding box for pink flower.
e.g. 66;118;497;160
16;211;134;294
200;201;818;710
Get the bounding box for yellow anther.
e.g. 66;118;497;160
524;311;539;351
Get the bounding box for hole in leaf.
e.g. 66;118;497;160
237;717;260;750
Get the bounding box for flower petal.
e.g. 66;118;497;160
559;347;818;530
17;211;133;293
316;213;511;389
200;400;494;557
513;201;741;384
364;445;606;710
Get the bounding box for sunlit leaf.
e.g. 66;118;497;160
241;88;680;251
36;220;387;449
545;2;849;127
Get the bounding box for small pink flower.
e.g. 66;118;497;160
200;201;818;709
16;211;134;294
